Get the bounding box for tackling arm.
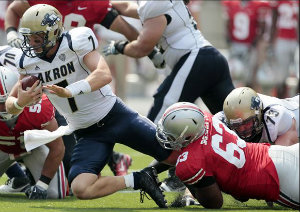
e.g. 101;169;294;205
188;177;223;209
122;15;167;58
111;1;139;19
5;0;30;30
42;118;65;180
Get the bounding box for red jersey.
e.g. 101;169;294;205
271;1;299;40
0;95;54;157
0;1;9;30
222;0;271;44
27;0;111;29
175;112;279;201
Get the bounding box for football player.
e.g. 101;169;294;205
218;87;299;146
102;0;235;199
103;0;235;118
156;102;299;209
222;0;271;88
269;1;299;98
6;4;176;207
0;66;67;199
4;0;145;180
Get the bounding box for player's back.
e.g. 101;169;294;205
176;113;279;201
138;1;211;69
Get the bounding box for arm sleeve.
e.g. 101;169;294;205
263;105;294;142
175;149;212;186
69;27;99;57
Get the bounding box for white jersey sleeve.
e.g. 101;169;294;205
0;45;22;73
68;27;98;57
138;1;173;22
263;105;295;143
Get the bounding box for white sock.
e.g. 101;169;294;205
124;173;134;188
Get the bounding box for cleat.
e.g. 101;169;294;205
0;177;30;193
171;194;200;207
136;167;167;208
109;153;132;176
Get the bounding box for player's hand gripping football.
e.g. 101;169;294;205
17;80;43;107
44;84;72;98
25;184;47;199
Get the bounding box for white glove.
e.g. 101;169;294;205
148;47;166;69
7;30;23;48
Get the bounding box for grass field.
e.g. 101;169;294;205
0;144;294;212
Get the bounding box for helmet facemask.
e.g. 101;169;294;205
224;87;263;143
228;115;263;142
19;4;63;58
20;31;52;58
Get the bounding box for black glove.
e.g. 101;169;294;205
102;40;129;56
25;184;47;199
148;47;166;69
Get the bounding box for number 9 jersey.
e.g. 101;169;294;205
175;111;280;201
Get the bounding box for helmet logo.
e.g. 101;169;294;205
250;96;260;110
41;13;61;27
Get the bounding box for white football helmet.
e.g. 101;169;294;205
19;4;63;58
0;66;19;121
156;102;206;150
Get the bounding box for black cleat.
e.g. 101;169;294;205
135;167;167;208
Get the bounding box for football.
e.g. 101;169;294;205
21;75;41;91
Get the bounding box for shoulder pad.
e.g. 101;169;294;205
68;27;98;56
138;1;173;22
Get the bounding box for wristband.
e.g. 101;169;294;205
39;175;52;185
66;79;91;97
148;48;158;59
13;99;24;110
115;41;129;54
6;26;18;34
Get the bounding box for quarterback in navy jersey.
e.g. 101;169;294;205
6;4;175;208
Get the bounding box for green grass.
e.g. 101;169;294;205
0;144;293;212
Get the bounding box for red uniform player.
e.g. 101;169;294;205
156;102;299;209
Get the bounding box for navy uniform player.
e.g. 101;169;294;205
6;4;174;208
103;0;235;118
103;0;235;197
218;87;299;146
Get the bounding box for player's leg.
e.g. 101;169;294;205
269;143;299;209
23;145;68;199
68;131;167;207
68;137;115;199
